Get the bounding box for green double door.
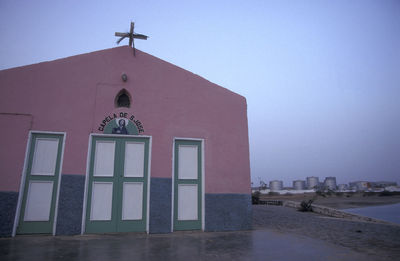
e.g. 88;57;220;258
85;136;149;233
17;133;64;234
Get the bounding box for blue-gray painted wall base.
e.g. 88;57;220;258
205;193;252;232
2;179;252;236
149;177;172;233
55;174;85;235
0;191;18;237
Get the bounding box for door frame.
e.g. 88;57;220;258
12;131;66;237
81;133;152;234
171;137;205;232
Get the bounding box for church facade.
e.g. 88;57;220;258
0;46;252;236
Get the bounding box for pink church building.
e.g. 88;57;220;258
0;46;251;236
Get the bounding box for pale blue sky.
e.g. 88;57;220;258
1;0;399;186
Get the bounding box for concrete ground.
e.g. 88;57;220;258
1;229;374;261
3;204;399;261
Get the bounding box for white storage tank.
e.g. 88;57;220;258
324;177;337;190
337;184;349;191
306;176;319;189
293;180;306;190
269;180;283;191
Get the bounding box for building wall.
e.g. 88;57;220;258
0;46;251;236
0;114;32;191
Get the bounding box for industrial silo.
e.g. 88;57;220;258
269;180;283;191
324;177;337;190
306;176;319;189
337;184;348;191
293;180;306;190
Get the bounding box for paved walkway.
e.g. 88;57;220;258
3;205;399;260
1;229;373;261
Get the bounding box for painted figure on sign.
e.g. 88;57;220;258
112;119;128;134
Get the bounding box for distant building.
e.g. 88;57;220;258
337;184;349;191
306;176;319;189
370;181;398;188
269;180;283;191
349;181;370;191
324;177;337;190
293;180;306;190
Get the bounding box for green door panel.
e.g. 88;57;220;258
85;136;149;234
17;133;64;234
173;140;202;231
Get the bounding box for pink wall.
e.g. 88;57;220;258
0;46;250;194
0;114;31;191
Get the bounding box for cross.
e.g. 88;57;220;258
115;22;148;56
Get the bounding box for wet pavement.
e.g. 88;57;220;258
0;229;374;261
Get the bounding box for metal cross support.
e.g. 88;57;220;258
115;22;148;56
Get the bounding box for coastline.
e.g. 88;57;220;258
343;203;400;225
253;204;400;260
258;192;400;209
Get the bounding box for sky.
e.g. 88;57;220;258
1;0;399;187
